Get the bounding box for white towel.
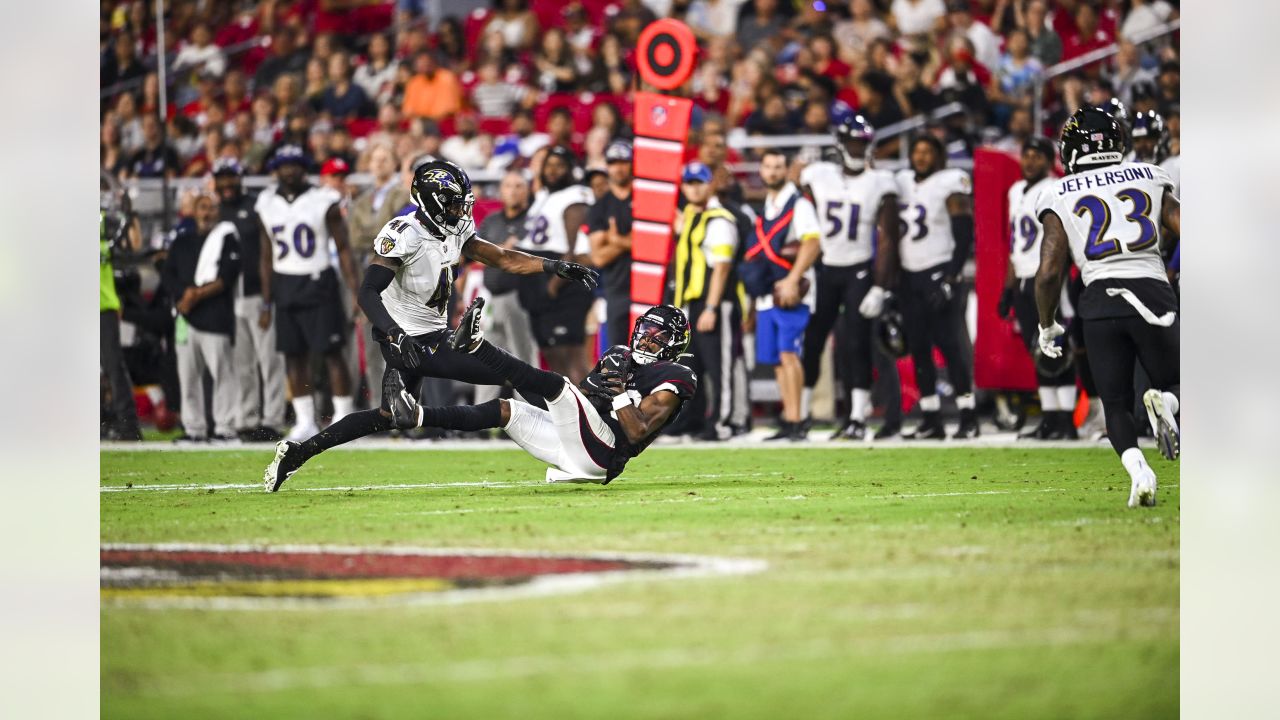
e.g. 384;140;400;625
1105;287;1177;327
195;221;235;286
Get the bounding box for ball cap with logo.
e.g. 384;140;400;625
681;162;713;184
605;140;633;164
321;157;351;177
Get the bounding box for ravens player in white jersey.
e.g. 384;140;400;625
518;145;596;384
798;114;902;440
996;137;1078;440
264;160;597;491
255;145;361;441
1034;106;1180;508
894;135;978;439
407;302;695;484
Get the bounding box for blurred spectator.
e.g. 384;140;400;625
936;35;992;122
353;33;398;105
745;94;797;136
581;32;632;95
858;71;906;130
1121;0;1175;41
895;56;940;116
834;0;891;58
809;34;852;83
587;140;636;347
611;0;658;45
892;0;946;36
1156;60;1179;111
254;28;307;92
1018;0;1061;67
737;0;786;53
1061;2;1113;64
486;0;539;51
401;51;463;120
161;192;241;443
946;0;1001;73
224;70;252;116
990;105;1033;152
180;73;223;128
120;113;179;179
320;157;352;195
322;51;373;120
533;28;578;93
501;108;550;160
440;114;491;171
546;106;576;150
113;92;146;155
172;22;227;105
312;33;339;69
475;170;539;405
302;57;329;112
989;28;1042;122
102;29;146;89
434;17;467;67
475;30;519;71
471;61;529;117
102;118;125;173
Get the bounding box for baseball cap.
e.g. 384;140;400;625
682;162;712;184
211;157;243;177
321;157;351;177
267;144;307;170
605;140;633;163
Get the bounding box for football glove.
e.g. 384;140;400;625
544;259;599;290
582;368;627;402
997;286;1016;319
386;328;426;369
1038;322;1065;359
858;285;887;319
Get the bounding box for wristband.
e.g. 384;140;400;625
542;258;557;275
611;393;633;411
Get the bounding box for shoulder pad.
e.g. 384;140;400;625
374;216;420;258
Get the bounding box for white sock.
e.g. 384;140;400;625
332;395;355;421
1057;385;1077;413
801;388;813;419
1120;447;1150;480
919;394;940;413
956;393;975;410
1163;391;1179;415
850;388;871;422
292;395;317;428
1038;387;1059;412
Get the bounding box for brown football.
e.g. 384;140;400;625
771;277;812;306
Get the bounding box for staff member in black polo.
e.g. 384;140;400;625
587;140;635;347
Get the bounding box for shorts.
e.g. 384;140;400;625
529;293;592;348
756;305;810;365
274;271;347;355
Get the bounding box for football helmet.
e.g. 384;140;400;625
1059;106;1126;175
411;159;476;237
831;113;876;173
876;302;908;359
1129;110;1169;164
630;305;691;366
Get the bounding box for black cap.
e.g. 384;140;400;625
1023;136;1055;159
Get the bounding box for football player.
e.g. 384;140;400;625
255;145;362;441
517;145;597;384
1034;106;1180;508
264;159;597;491
996;137;1078;440
798;114;903;440
894;135;978;439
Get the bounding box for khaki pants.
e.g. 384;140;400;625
176;324;237;438
233;295;287;430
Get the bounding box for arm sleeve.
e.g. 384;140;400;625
358;264;400;338
947;212;974;279
651;363;699;400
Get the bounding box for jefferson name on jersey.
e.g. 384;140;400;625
373;213;470;335
255;185;342;276
800;161;897;267
895;168;972;272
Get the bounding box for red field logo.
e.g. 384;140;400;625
101;544;764;609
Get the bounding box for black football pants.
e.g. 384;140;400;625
900;265;973;398
802;262;876;392
687;297;746;431
1082;315;1179;456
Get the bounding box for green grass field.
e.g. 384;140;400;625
101;445;1178;719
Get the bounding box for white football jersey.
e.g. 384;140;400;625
373;212;471;335
895;168;972;272
1007;175;1055;280
1036;162;1175;286
1160;155;1181;197
800;162;898;267
254;185;342;276
519;185;594;255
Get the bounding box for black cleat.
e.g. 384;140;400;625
833;420;867;441
264;440;304;492
1059;412;1080;440
1018;414;1054;440
904;412;946;440
952;409;980;439
872;422;901;441
383;369;423;430
449;297;486;353
765;422;794;441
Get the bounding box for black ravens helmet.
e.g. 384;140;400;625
876;299;908;359
411;159;476;237
831;113;876;173
1059;106;1126;175
1129;110;1169;164
630;305;691;366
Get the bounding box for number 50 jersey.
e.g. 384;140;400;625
799;162;898;267
255;184;342;276
1035;162;1175;287
372;212;469;336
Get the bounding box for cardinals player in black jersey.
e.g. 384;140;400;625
378;303;697;485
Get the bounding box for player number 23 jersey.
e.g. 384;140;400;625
1035;162;1175;286
373;213;471;335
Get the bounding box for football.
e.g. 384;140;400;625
771;276;811;306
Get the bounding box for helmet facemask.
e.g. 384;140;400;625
837;136;871;174
629;308;690;366
412;165;476;237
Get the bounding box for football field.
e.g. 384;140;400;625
101;443;1178;719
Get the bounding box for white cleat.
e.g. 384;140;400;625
1128;468;1158;508
1142;390;1179;460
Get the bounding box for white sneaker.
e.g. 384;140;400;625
1142;389;1180;460
1128;468;1158;508
284;422;319;442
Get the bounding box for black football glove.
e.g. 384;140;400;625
544;258;599;290
997;286;1016;320
386;327;426;370
925;278;954;312
582;368;627;402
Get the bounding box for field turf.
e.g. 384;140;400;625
101;445;1179;719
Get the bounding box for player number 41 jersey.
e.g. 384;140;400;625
1035;162;1175;286
254;185;342;276
1007;176;1054;280
373;213;470;336
895;168;972;272
800;162;897;267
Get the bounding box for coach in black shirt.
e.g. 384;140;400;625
587;140;635;347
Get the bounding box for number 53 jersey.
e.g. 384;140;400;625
373;213;470;336
1035;161;1175;287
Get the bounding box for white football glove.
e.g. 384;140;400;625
1038;322;1065;358
859;285;887;318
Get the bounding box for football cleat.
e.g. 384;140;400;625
833;420;867;441
383;369;423;430
1128;468;1158;508
904;413;946;440
449;297;486;353
952;409;980;439
872;421;900;441
264;440;303;493
765;422;795;441
1142;389;1180;460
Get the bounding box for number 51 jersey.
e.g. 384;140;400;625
372;213;469;336
255;184;342;276
799;162;898;267
1035;162;1175;287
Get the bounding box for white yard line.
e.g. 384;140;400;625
100;472;782;493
